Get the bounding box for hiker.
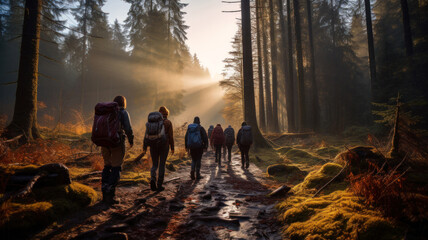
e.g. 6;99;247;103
207;125;214;150
142;106;174;192
92;96;134;204
210;124;225;166
185;117;208;180
237;122;253;169
224;125;235;163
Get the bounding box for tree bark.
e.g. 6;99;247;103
364;0;376;92
306;0;320;132
400;0;413;56
261;3;273;132
241;0;270;148
256;0;266;132
4;0;42;142
278;0;296;132
292;0;306;132
269;0;280;132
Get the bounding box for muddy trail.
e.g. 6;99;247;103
35;151;283;240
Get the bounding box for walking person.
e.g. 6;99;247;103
92;96;134;204
224;125;235;163
142;106;174;192
210;124;225;167
207;125;214;151
237;122;253;169
185;117;208;180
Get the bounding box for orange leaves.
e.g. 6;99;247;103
0;139;77;165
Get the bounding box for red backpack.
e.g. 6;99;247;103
91;102;121;147
211;126;225;145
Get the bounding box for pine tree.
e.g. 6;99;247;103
256;0;266;132
268;0;280;132
4;0;42;142
293;0;305;132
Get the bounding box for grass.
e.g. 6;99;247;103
277;191;404;240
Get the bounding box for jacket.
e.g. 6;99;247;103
210;125;225;146
119;108;134;145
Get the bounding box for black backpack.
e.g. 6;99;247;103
224;127;235;146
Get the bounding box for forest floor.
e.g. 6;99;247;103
33;150;284;240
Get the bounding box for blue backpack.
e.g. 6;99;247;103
187;123;203;149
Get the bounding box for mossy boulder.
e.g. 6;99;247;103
335;146;384;174
292;163;346;194
277;147;292;155
0;182;97;235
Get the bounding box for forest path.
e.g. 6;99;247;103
36;151;283;240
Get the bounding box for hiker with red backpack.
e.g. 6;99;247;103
237;122;253;169
210;124;225;166
142;106;174;192
224;125;235;163
185;116;208;180
91;96;134;204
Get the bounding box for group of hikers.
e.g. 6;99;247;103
91;96;253;204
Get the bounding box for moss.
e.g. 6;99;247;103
250;148;282;170
285;149;324;166
33;182;98;206
266;164;307;183
277;191;404;240
315;147;341;158
0;182;97;234
0;164;39;176
277;146;292;155
292;163;346;194
120;171;150;185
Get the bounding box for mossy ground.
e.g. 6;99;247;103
265;134;404;239
0;182;98;234
277;191;403;240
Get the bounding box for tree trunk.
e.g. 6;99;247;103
278;0;296;132
269;0;280;132
241;0;270;148
400;0;413;56
256;0;266;132
364;0;376;92
306;0;320;132
80;0;88;112
4;0;42;142
261;3;273;132
292;0;306;132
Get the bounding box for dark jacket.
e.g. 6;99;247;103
184;124;208;149
119;108;134;145
208;126;214;139
210;125;225;146
237;126;252;147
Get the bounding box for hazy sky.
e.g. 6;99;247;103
103;0;240;80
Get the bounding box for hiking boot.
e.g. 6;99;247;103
246;163;249;169
196;175;203;179
190;171;195;180
157;186;165;192
150;180;157;191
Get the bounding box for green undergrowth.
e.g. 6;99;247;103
266;164;307;184
315;146;341;158
277;191;404;240
0;182;97;234
250;147;282;170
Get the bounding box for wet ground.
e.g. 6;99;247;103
35;152;284;240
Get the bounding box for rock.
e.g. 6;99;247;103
99;232;128;240
202;191;212;200
166;163;176;171
37;163;71;186
268;185;291;198
105;223;129;232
